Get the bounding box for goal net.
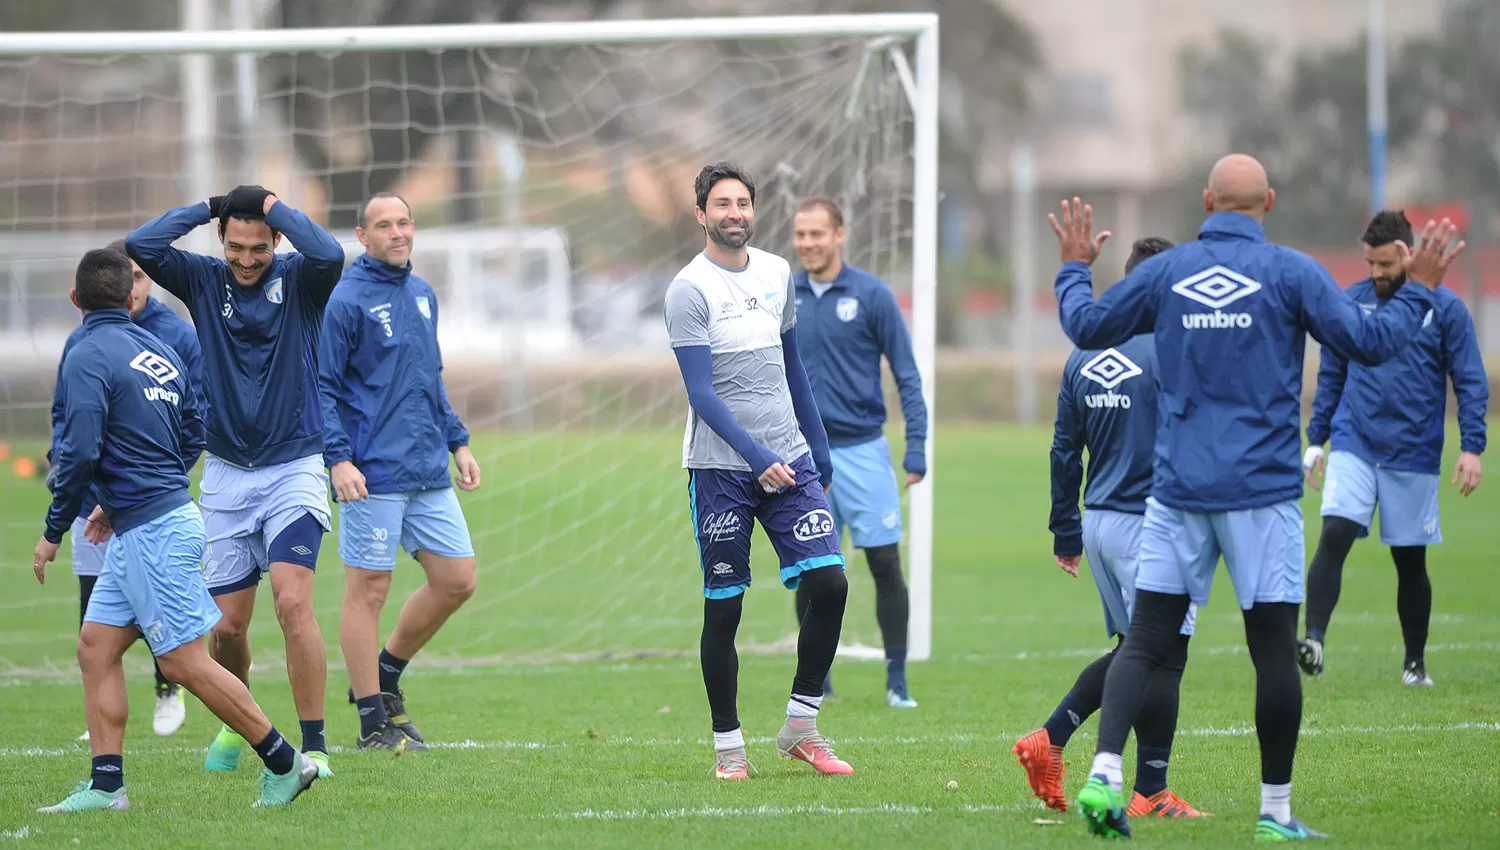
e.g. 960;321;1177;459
0;15;936;678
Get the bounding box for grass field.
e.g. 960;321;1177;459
1;425;1496;847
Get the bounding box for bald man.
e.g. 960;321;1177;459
1047;154;1463;841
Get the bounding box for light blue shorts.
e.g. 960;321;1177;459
200;454;332;593
827;435;903;549
71;515;108;577
338;487;475;571
1083;509;1197;639
1135;497;1305;610
1321;450;1441;546
84;502;220;657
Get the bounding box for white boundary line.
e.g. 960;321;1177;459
554;802;1030;821
5;640;1496;686
4;722;1495;760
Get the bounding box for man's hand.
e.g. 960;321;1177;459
1054;554;1080;578
1303;446;1326;490
33;537;59;584
331;460;369;502
1397;219;1465;289
84;505;113;545
207;195;229;219
905;472;924;488
224;185;273;218
759;462;796;493
1048;197;1112;266
1453;451;1482;497
454;446;482;492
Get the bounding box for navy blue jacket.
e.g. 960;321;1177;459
1056;212;1434;513
1309;280;1488;474
318;254;469;494
125;201;344;469
45;310;203;544
1050;334;1159;555
792;264;928;474
49;297;204;519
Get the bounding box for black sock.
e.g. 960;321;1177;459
356;693;388;737
153;659;171;692
1244;602;1302;785
90;754;123;793
1132;634;1188;796
78;574;98;630
378;648;409;694
300;719;327;754
794;584;835;693
1044;644;1117;748
1097;591;1191;757
865;544;910;686
1304;516;1361;643
792;568;848;698
252;728;296;776
702;596;744;733
1391;546;1431;664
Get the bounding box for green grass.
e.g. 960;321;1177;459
1;425;1497;847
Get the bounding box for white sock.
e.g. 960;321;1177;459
713;728;745;751
787;694;822;718
1260;782;1292;823
1089;752;1125;793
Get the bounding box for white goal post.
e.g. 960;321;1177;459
0;13;940;662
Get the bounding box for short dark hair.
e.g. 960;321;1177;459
218;210;275;239
796;196;844;228
1361;209;1413;248
357;192;412;229
105;238;127;254
1126;236;1175;274
694;161;755;212
74;248;134;311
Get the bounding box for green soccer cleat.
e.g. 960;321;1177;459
306;749;333;778
205;724;246;772
1077;774;1132;839
37;780;130;813
253;752;319;808
1255;815;1328;842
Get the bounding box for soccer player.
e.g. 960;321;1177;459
49;239;203;740
1050;154;1460;840
1015;236;1209;820
664;162;852;780
318;192;480;750
1299;210;1487;686
790;196;927;708
33;248;318;813
126;185;344;776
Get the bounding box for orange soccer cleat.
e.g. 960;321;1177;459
1126;788;1213;818
1012;728;1068;811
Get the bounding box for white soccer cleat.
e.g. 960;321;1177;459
1402;660;1434;687
153;684;187;736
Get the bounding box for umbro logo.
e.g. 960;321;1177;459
291;545;312;557
130;351;180;385
1079;348;1142;390
1172;265;1262;309
1174;266;1261;329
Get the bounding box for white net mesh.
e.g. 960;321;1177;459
0;30;918;674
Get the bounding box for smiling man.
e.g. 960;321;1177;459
126;184;344;777
664;162;850;781
789;196;927;709
318;192;480;752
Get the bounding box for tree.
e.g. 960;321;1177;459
1176;30;1387;246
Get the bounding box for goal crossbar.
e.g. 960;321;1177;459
0;14;936;56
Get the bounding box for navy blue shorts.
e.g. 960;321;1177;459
688;453;846;599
